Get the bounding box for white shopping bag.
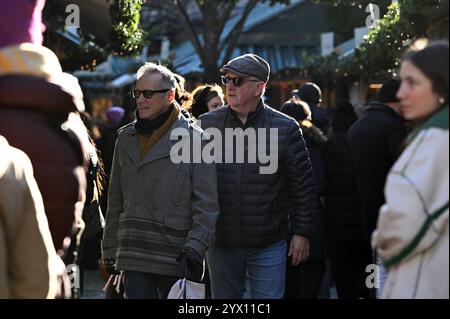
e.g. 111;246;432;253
167;278;205;299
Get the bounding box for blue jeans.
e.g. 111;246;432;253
206;240;287;299
123;271;178;299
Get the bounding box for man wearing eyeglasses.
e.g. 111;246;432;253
199;54;318;299
101;62;219;298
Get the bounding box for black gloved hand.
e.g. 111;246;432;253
103;258;120;275
176;247;204;283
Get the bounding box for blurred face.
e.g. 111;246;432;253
397;61;442;121
206;95;224;112
135;72;174;120
224;71;265;112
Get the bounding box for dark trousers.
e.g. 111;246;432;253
284;259;326;299
329;243;373;299
123;271;179;299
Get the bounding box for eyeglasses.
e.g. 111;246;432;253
221;76;261;87
131;88;171;99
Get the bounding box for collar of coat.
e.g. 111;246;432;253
229;99;265;127
120;104;206;167
407;105;449;144
366;101;403;120
137;105;180;159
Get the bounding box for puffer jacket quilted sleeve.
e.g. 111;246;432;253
283;120;317;238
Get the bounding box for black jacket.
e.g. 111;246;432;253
325;132;362;245
296;122;328;260
199;101;317;249
347;102;406;240
310;104;331;135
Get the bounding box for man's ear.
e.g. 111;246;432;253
167;89;176;103
255;82;266;97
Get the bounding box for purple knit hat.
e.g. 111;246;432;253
0;0;46;47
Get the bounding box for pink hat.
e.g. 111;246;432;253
0;0;46;47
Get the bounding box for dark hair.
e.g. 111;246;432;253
331;100;357;133
190;84;224;118
280;100;311;122
377;79;400;104
174;73;193;110
119;92;137;127
78;112;105;200
403;41;449;104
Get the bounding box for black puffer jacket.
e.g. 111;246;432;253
199;101;317;249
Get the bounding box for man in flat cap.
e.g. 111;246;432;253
199;54;317;298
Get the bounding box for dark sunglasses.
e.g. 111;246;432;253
131;88;171;99
221;76;261;87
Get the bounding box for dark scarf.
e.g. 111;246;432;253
134;104;174;134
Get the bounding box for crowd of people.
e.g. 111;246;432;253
0;0;448;300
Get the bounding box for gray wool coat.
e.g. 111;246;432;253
102;111;219;277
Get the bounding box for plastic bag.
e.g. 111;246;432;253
167;278;205;299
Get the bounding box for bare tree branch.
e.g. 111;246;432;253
212;1;237;58
173;0;289;81
216;1;236;36
219;0;259;64
175;0;207;63
197;0;219;62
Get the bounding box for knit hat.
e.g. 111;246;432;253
0;0;46;48
297;82;322;105
377;79;401;104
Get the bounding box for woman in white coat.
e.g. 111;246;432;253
373;40;449;299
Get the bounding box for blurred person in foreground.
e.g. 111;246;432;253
0;0;91;268
0;136;65;298
373;40;449;299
